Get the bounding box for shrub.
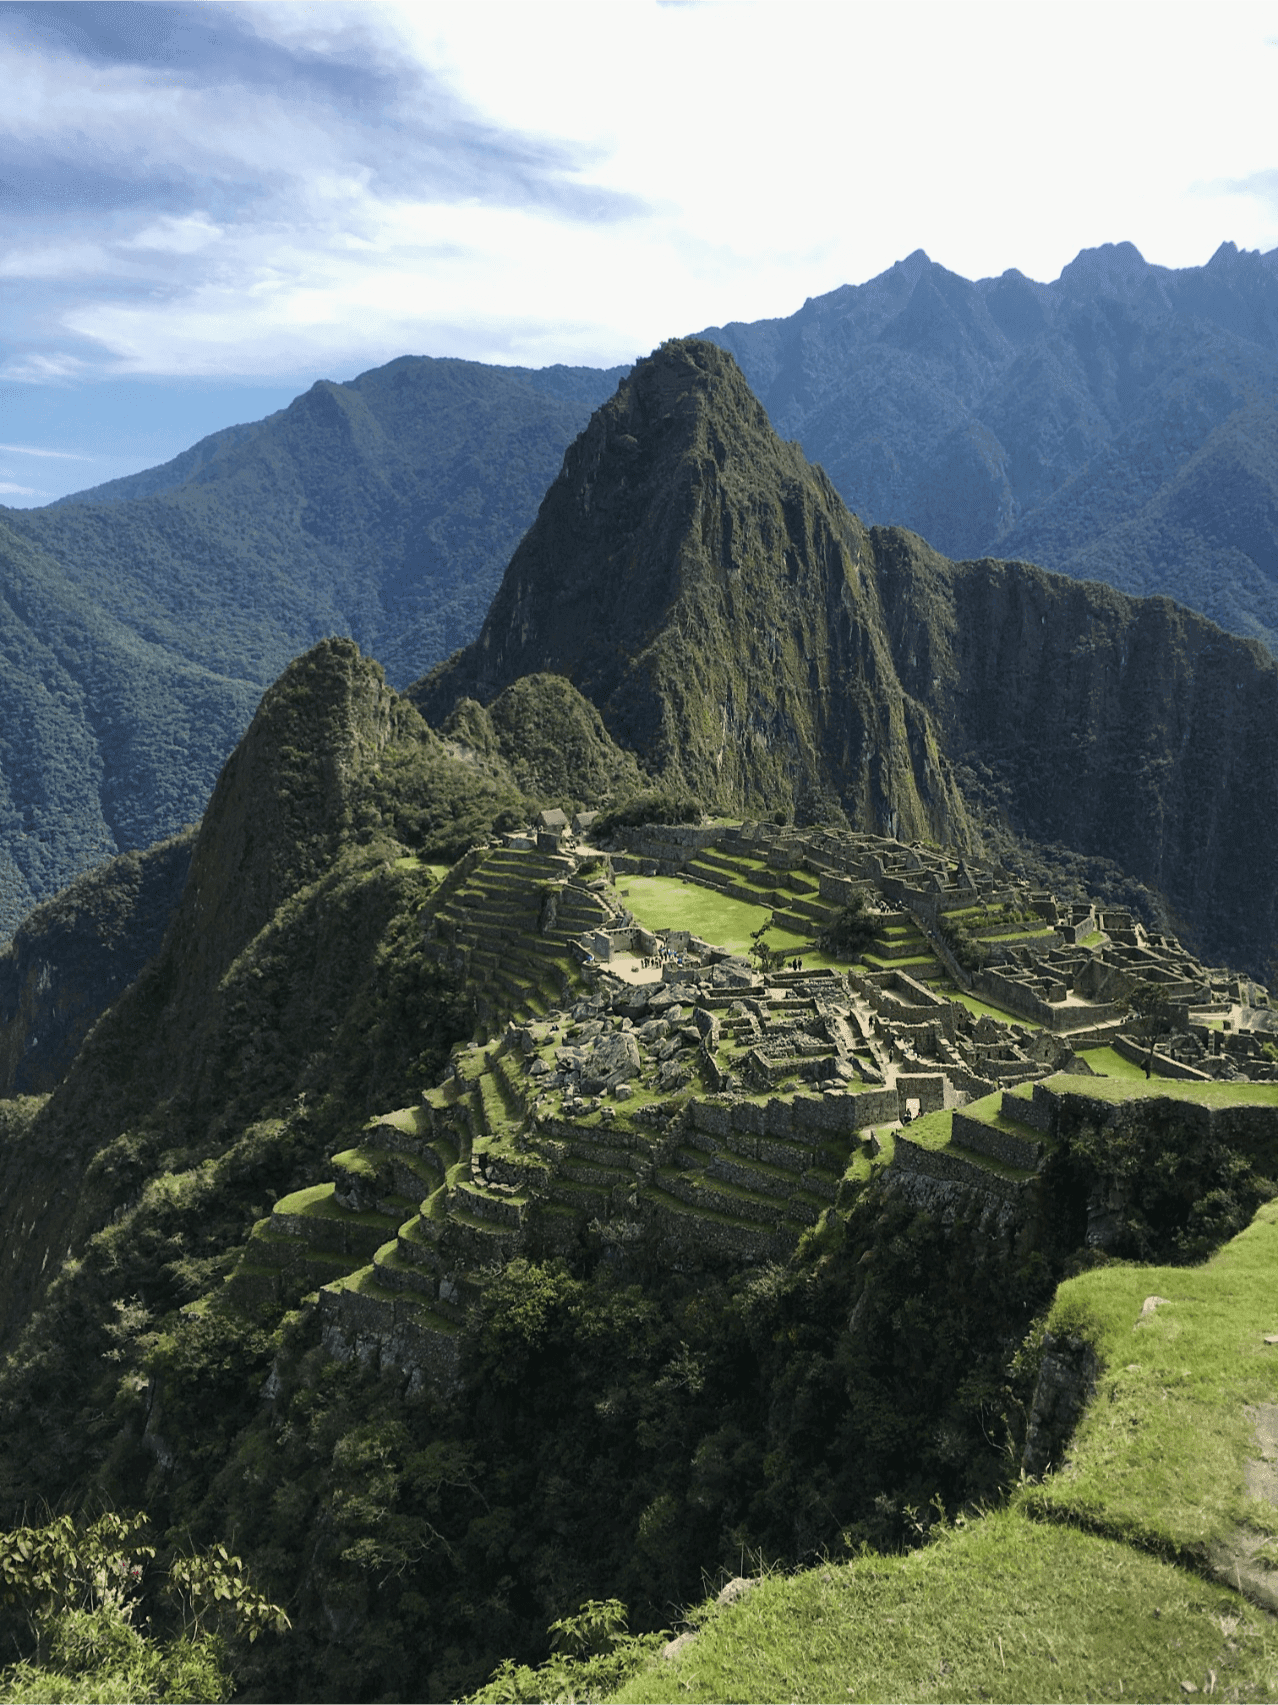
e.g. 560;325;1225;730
819;896;877;960
593;791;703;838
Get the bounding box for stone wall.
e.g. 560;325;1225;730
974;966;1124;1033
689;1086;899;1143
891;1133;1037;1206
317;1285;462;1394
950;1110;1042;1171
1109;1033;1213;1081
896;1072;947;1114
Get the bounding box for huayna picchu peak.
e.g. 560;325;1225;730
417;339;1278;975
417;337;970;853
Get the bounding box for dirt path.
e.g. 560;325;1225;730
1211;1403;1278;1613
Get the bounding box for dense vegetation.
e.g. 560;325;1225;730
0;831;195;1095
1;632;1275;1700
0;358;620;933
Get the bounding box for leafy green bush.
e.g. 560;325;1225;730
939;918;987;974
593;792;703;838
468;1600;665;1703
818;895;877;960
0;1512;288;1703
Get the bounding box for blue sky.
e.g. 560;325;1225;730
3;0;1278;503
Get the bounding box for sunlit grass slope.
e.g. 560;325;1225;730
611;1509;1275;1704
1020;1199;1278;1557
622;874;843;967
609;1203;1278;1705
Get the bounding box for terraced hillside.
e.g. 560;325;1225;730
205;817;1278;1400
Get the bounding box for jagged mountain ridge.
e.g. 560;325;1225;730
416;339;1278;973
698;240;1278;651
5;241;1278;943
0;357;623;936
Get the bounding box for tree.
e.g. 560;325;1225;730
1128;981;1175;1078
818;894;877;961
748;921;786;974
0;1512;290;1704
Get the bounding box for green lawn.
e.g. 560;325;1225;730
1041;1073;1278;1109
607;1506;1275;1703
1022;1199;1278;1558
1080;1044;1174;1082
942;987;1038;1028
624;874;843;967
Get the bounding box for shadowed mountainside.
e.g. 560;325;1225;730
0;831;194;1097
416;339;1278;972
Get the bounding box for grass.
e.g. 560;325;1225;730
272;1182;398;1229
943;987;1042;1028
1081;1045;1170;1081
609;1506;1276;1703
624;874;838;965
897;1107;953;1150
1079;929;1107;948
1019;1199;1278;1557
1040;1074;1278;1110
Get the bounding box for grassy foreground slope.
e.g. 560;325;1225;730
612;1511;1276;1704
611;1204;1278;1705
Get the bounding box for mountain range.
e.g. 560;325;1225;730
700;240;1278;648
0;358;622;935
1;336;1277;1699
2;240;1277;946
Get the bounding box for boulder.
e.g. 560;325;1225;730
581;1029;642;1092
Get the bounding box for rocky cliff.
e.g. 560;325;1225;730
415;340;1278;972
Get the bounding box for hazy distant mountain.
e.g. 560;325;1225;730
698;240;1278;652
0;357;623;935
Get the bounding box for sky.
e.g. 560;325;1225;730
3;0;1278;504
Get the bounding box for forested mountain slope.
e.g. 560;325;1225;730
6;239;1278;948
698;240;1278;651
417;339;1278;973
0;358;622;935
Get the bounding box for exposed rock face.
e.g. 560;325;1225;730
415;339;973;846
875;535;1278;968
415;341;1278;971
1023;1331;1099;1478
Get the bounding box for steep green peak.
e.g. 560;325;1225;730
411;339;964;840
166;637;402;1004
411;337;861;718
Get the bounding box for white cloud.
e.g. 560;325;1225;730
2;0;1277;385
0;443;92;459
